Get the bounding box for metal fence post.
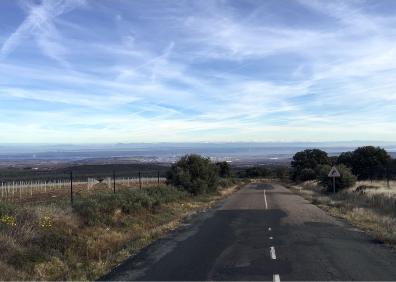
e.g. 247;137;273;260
113;170;116;193
70;171;73;205
139;171;142;189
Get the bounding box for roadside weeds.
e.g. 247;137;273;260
0;182;245;281
285;181;396;248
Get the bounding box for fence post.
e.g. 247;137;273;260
113;170;116;193
139;172;142;189
70;171;74;205
157;171;160;184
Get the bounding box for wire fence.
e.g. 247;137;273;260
0;170;167;204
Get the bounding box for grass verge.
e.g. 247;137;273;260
286;180;396;247
0;181;246;280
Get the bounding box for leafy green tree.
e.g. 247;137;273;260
299;168;316;181
166;154;219;195
350;146;391;180
329;156;338;165
244;166;270;178
275;166;289;180
291;149;331;181
392;159;396;179
318;164;357;192
216;161;232;178
336;151;354;168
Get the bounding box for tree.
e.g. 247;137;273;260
291;149;331;181
337;151;354;168
391;159;396;180
244;166;270;178
216;161;232;178
318;164;357;192
350;146;391;180
275;166;289;180
166;154;219;195
299;168;316;181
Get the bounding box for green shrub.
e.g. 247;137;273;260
144;185;187;203
318;164;357;192
291;149;331;181
275;166;289;180
166;154;219;195
216;161;232;178
9;247;48;269
0;202;16;217
299;168;317;181
73;198;104;226
218;178;236;188
243;166;271;178
73;186;187;226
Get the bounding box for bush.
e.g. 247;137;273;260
244;166;270;178
166;154;219;195
274;166;289;180
73;186;186;226
299;168;316;181
217;178;236;188
0;202;16;217
216;161;232;178
291;149;331;181
318;164;357;192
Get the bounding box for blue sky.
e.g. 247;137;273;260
1;0;396;143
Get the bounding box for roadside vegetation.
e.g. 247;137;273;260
0;154;245;281
236;165;290;181
287;146;396;247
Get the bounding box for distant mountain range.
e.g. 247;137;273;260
0;142;395;167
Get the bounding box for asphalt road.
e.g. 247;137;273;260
102;183;396;281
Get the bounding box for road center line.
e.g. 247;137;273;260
269;236;273;240
263;190;268;209
273;274;280;282
270;246;277;259
268;227;272;231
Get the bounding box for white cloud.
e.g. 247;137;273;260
0;0;85;66
1;0;396;142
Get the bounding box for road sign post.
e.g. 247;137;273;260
328;166;341;194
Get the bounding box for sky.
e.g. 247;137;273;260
0;0;396;144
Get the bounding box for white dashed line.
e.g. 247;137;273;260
273;274;280;282
268;227;272;231
270;246;277;260
269;236;273;240
263;190;268;209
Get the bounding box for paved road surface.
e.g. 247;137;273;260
102;183;396;281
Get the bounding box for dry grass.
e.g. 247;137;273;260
353;180;396;197
0;183;243;281
288;180;396;247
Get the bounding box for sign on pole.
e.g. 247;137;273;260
328;166;341;194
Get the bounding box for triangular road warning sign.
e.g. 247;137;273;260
328;166;341;177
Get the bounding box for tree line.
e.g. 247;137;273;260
291;146;396;192
164;146;396;195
